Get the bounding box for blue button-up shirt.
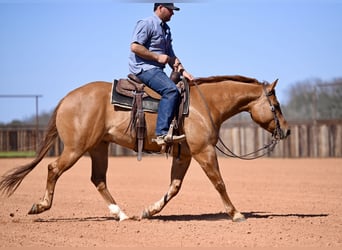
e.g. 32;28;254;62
129;14;176;74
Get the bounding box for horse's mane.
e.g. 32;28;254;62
193;75;262;85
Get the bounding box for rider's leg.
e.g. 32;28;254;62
136;68;185;144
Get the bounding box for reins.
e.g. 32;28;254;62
191;79;280;160
216;137;278;160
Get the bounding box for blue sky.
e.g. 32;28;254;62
0;0;341;123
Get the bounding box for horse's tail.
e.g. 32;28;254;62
0;100;62;197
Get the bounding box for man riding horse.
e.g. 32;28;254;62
0;3;290;222
129;3;194;146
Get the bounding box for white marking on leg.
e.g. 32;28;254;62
108;204;129;221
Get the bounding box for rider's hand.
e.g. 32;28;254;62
157;54;169;65
182;70;195;82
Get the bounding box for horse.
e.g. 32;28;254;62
0;75;290;222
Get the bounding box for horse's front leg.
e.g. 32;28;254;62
193;145;245;222
141;149;192;218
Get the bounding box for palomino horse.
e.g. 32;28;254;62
0;75;290;222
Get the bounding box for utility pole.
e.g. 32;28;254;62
0;94;43;151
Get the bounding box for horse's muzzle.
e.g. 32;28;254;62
274;128;290;140
280;128;291;139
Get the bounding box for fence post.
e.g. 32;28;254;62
335;124;342;157
318;125;330;157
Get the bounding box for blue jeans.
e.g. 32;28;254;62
137;68;180;136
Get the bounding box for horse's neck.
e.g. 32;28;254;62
202;81;263;122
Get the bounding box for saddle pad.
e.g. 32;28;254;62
111;80;159;112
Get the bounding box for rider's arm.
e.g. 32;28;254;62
131;42;169;65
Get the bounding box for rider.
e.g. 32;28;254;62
129;3;194;146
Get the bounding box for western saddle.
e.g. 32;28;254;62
112;72;189;160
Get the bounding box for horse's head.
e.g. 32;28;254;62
249;79;290;140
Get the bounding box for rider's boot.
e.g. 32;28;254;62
152;118;185;146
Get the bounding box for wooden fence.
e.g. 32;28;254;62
219;120;342;158
0;120;341;158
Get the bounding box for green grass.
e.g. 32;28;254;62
0;151;36;158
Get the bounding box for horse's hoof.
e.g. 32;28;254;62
28;204;39;214
119;213;130;222
28;203;48;214
141;209;151;219
232;212;246;222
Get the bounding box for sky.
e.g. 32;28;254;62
0;0;341;123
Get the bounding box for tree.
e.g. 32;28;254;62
283;78;342;121
24;111;52;126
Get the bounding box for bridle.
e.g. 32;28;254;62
263;84;284;140
192;80;282;160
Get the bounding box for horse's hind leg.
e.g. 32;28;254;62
141;148;192;218
88;141;129;221
28;147;82;214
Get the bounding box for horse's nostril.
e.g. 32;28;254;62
286;129;291;137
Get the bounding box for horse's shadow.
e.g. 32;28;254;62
33;216;116;223
33;211;328;223
150;211;328;221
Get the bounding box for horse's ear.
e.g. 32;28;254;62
270;79;278;91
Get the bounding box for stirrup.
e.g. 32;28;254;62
152;134;186;146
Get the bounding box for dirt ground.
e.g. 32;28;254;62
0;156;341;247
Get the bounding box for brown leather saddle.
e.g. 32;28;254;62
111;73;190;160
